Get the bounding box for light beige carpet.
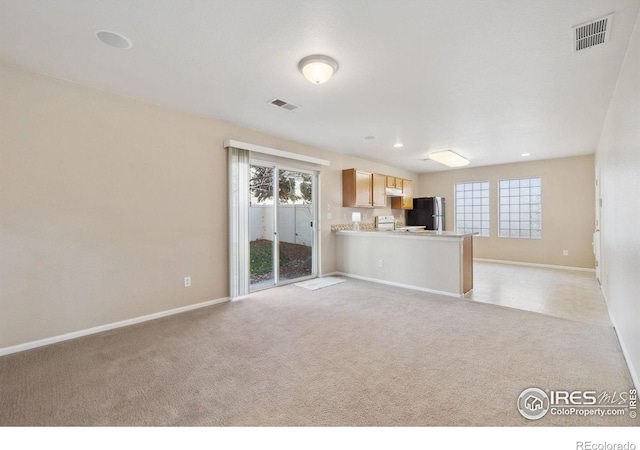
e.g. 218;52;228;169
0;278;636;426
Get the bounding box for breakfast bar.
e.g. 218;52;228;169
335;230;475;297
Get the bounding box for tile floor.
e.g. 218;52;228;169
465;260;611;326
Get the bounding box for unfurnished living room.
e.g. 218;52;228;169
1;0;639;443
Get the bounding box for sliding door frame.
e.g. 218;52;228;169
249;158;318;291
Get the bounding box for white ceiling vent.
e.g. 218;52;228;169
572;14;613;52
268;98;299;111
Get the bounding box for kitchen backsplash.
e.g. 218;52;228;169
330;220;405;232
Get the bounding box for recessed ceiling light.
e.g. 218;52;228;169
394;143;404;148
521;153;531;157
428;150;470;167
95;30;133;49
364;135;375;140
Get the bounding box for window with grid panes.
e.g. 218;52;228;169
455;181;490;237
498;177;541;239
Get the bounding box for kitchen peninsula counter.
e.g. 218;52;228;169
335;229;473;238
335;229;475;296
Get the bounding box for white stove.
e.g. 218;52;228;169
375;215;396;231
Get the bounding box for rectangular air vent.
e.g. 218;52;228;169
268;98;299;111
572;14;613;52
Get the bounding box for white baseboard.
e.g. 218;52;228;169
334;272;463;298
0;297;230;357
319;271;341;277
601;290;639;391
474;258;596;273
612;323;640;392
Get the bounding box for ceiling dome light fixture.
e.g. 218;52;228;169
95;30;133;49
298;55;338;84
394;143;404;148
428;150;470;167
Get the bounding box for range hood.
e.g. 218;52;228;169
386;187;404;197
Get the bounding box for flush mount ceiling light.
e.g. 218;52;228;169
394;143;404;148
428;150;470;167
521;153;531;157
298;55;338;84
95;30;133;49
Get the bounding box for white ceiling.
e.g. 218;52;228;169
1;0;638;172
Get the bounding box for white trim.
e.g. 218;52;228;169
334;272;463;298
319;271;341;277
0;297;230;357
602;290;639;391
224;139;330;166
474;258;596;273
613;325;640;391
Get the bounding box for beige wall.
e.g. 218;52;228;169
0;62;416;349
417;155;596;268
596;11;640;387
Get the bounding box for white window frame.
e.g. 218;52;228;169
498;177;542;239
454;181;490;237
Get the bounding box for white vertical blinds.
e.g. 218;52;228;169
228;146;251;299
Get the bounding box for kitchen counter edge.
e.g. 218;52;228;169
334;230;477;239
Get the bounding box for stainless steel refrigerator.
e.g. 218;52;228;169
406;197;445;231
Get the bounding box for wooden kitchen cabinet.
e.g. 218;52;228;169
342;169;372;207
372;173;387;208
386;176;399;189
391;178;414;210
342;169;387;208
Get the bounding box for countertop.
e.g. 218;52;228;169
335;229;477;239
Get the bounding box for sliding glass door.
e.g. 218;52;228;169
277;169;314;283
249;163;316;290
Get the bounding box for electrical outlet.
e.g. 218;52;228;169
184;276;191;287
563;250;569;256
378;259;384;267
327;213;332;220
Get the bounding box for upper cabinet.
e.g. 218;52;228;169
342;169;387;208
386;176;400;189
391;179;414;210
354;169;372;207
343;168;412;209
372;173;387;208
